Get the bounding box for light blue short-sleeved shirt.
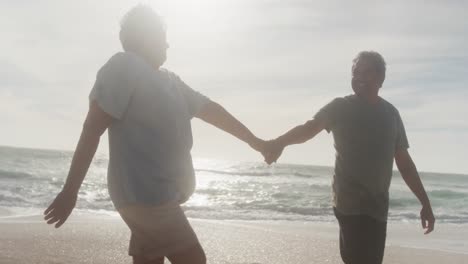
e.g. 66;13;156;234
89;52;210;209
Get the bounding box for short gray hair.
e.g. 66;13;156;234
353;51;386;85
119;5;165;52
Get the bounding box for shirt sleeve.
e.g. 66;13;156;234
89;53;138;119
313;98;343;133
172;74;211;118
395;110;410;150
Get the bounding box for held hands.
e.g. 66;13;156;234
44;190;77;228
262;139;285;165
249;137;285;165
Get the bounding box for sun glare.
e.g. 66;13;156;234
153;0;238;33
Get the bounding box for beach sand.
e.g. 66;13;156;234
1;213;467;264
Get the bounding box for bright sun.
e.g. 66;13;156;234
152;0;238;32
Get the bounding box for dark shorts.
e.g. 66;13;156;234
334;208;387;264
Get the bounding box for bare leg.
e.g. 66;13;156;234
166;243;206;264
133;256;165;264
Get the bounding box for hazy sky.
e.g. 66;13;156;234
2;0;468;174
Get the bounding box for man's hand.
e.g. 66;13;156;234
44;191;78;228
43;101;110;228
262;140;285;165
395;148;435;235
248;137;267;153
420;204;435;234
257;119;325;165
247;137;284;165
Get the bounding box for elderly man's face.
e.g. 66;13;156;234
351;58;382;96
141;28;168;68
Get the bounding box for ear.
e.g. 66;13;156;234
378;74;385;88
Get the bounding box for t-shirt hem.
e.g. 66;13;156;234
333;206;388;222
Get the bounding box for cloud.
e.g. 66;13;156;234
0;60;43;90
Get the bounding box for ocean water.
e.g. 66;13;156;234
1;145;467;224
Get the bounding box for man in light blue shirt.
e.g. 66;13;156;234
44;5;266;264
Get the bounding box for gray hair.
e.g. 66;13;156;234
353;51;386;86
119;5;165;52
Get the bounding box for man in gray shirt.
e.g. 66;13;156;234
263;51;435;264
44;5;266;264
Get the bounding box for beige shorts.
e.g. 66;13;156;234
118;203;200;260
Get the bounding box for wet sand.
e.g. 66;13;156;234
1;213;466;264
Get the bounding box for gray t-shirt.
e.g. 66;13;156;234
313;95;409;221
89;52;210;209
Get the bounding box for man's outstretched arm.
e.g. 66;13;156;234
275;119;326;146
263;119;326;164
395;148;435;234
44;101;113;228
195;100;265;153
